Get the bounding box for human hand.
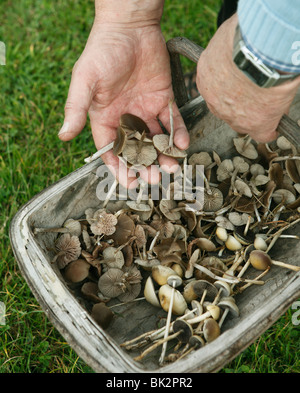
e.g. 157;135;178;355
58;6;189;188
196;14;300;143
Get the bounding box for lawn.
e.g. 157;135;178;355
0;0;299;373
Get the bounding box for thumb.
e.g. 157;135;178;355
58;65;93;141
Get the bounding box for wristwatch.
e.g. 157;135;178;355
233;24;300;88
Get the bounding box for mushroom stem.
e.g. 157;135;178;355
134;329;183;362
266;217;300;253
193;263;264;285
159;276;179;365
120;307;198;350
238;268;270;293
103;178;118;208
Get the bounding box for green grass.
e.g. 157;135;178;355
0;0;299;373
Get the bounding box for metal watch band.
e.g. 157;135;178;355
233;25;300;88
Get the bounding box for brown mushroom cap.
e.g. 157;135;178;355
233;137;258;160
90;209;118;236
113;126;127;156
122;139;157;167
64;259;90;283
98;268;126;298
193;280;218;302
153;134;187;158
91;302;114;329
249;250;272;270
172;320;193;343
120;113;151;135
159;199;181;221
54;233;81;269
203;187;224;212
203;318;220;343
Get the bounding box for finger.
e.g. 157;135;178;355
159;102;190;150
58;64;93;141
101;149;139;190
158;154;180;174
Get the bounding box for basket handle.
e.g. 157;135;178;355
167;37;300;146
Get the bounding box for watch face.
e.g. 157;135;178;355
234;51;269;87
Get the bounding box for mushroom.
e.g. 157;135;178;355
121;137;157;167
159;199;182;221
233;136;258;160
203;187;224;212
98;268;127;298
113;125;127;156
101;246;125;270
249;250;300;272
216;159;234;182
153;101;187;159
90;209;118;236
158;282;187;316
218;296;239;329
192;280;218;306
134;319;193;362
144;276;160;307
159;275;183;365
52;233;81;269
91;302;114;329
203;318;221;342
63;259;90;283
152;265;180;286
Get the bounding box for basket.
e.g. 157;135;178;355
9;38;300;373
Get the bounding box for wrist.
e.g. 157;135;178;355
95;0;165;26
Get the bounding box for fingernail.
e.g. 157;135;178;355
58;121;69;136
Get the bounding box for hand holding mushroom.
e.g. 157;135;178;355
59;0;189;187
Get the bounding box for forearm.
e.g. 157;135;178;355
95;0;165;25
238;0;300;73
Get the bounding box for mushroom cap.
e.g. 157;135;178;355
120;113;151;134
64;259;90;283
159;199;181;221
122;139;157;167
234;179;252;198
214;280;231;297
158;284;187;315
172;320;193;343
218;296;239;317
102;246;125;269
193;280;218;302
152;265;179;286
233;137;258;160
254;236;268;251
276;135;292;150
91;302;114;329
206;304;221;320
272;189;296;205
203;187;224;212
183;281;199;303
113;125;127;156
215;226;229;242
81;282;103;303
189;334;205;348
153;134;187;158
216;159;234;182
203;318;220;343
249;250;272;270
90;209;118;236
63;218;82;237
167;274;183;288
188;152;212;167
225;235;242;251
144;276;160;307
98;268;126;298
190;299;203;316
233;156;250;173
54;233;81;269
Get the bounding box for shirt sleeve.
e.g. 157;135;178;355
237;0;300;73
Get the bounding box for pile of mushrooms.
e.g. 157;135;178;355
34;111;300;366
